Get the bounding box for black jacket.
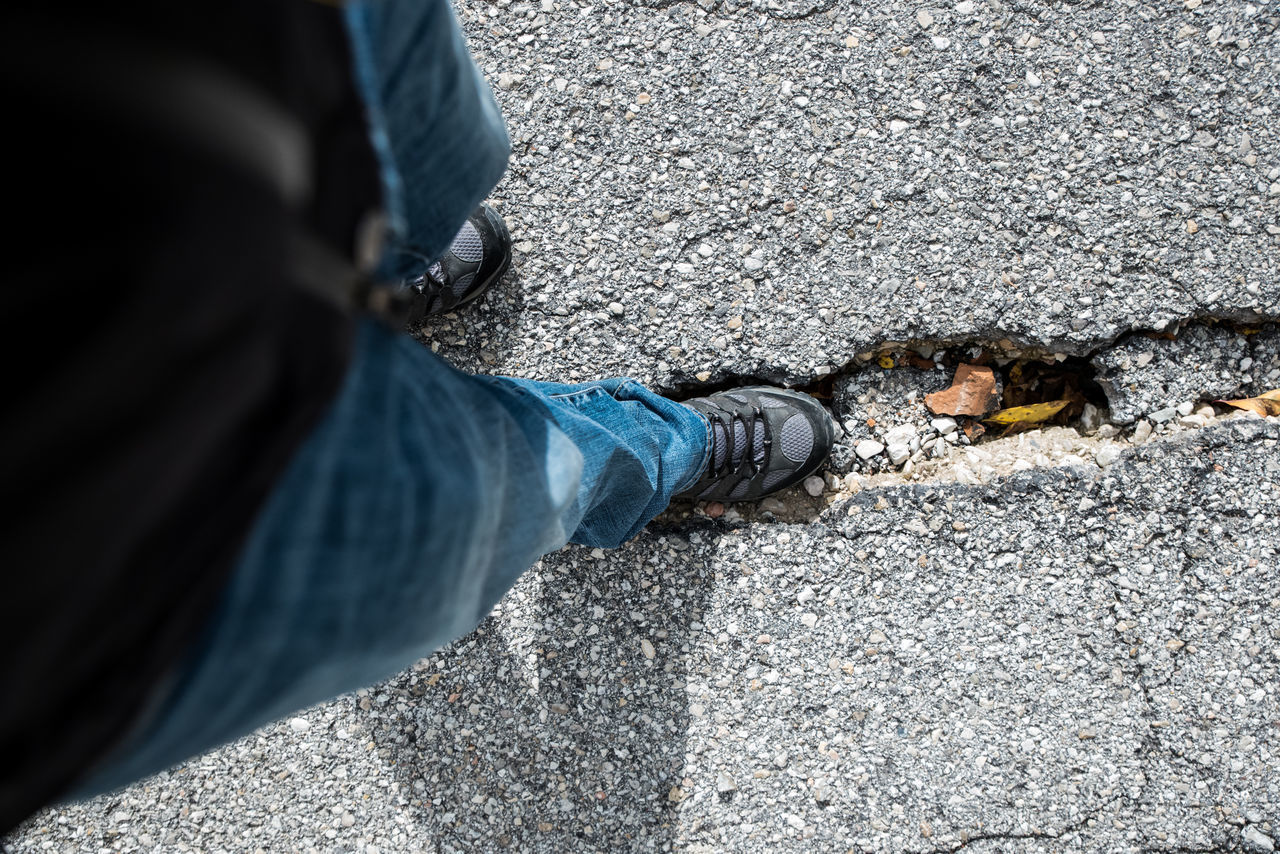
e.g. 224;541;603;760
1;1;381;833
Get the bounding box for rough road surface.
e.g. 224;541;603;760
8;0;1279;852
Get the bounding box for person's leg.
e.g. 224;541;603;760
344;0;511;281
66;318;708;799
63;0;830;804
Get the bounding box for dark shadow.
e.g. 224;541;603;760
372;527;717;852
411;262;532;375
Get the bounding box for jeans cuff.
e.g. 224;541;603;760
671;408;712;496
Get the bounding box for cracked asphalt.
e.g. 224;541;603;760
6;0;1278;852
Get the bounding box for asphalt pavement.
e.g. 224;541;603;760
7;0;1278;851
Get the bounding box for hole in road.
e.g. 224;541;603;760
667;344;1111;442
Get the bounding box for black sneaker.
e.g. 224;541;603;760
407;203;511;323
674;387;834;502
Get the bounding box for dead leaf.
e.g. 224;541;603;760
905;354;936;370
999;359;1089;418
1220;389;1280;417
984;399;1071;427
925;364;1000;417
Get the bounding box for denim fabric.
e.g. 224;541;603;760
344;0;511;281
66;0;712;801
69;325;708;799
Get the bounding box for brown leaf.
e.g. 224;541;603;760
925;364;1000;417
1220;389;1280;417
905;354;936;370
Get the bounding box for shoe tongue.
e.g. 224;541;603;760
712;420;728;471
726;414;765;470
731;419;747;468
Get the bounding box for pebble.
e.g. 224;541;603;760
1176;400;1195;417
289;717;310;733
1080;403;1103;433
716;772;738;793
1149;407;1178;424
887;443;911;465
931;417;959;435
856;439;885;459
803;475;825;497
1132;420;1153;443
607;302;624;317
1244;826;1276;852
916;10;934;28
883;424;917;446
1095;445;1122;468
640;639;656;660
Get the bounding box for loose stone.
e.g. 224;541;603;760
856;440;885;459
1095;445;1122;468
931;417;959;435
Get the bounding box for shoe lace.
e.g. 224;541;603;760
408;264;448;315
705;403;772;481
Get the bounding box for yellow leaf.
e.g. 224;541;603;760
1221;389;1280;417
983;399;1071;426
877;354;895;369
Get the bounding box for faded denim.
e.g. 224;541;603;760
67;0;709;800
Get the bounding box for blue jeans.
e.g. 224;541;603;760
68;0;708;800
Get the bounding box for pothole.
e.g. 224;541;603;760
657;320;1279;526
823;343;1116;474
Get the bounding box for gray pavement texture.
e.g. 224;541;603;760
424;0;1280;389
1095;322;1280;423
10;420;1278;853
8;0;1280;852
